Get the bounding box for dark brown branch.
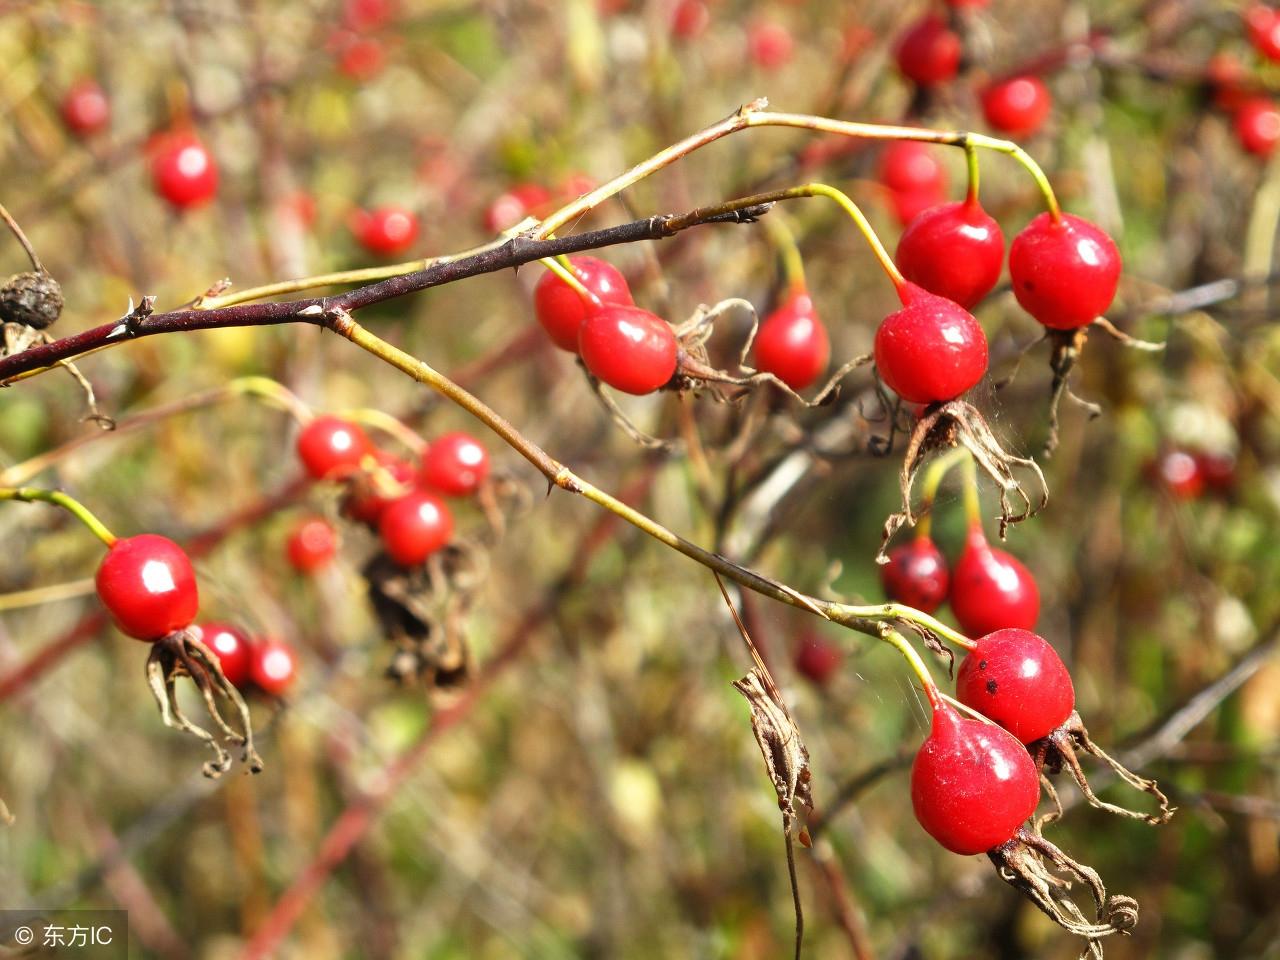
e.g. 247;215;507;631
0;200;776;383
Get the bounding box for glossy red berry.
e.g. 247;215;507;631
578;304;678;395
484;183;552;232
880;142;948;227
1234;97;1280;156
286;517;339;573
421;432;490;496
1247;5;1280;61
881;536;949;613
251;640;298;696
344;450;416;524
1151;449;1204;500
297;416;373;480
950;526;1040;637
748;21;794;70
193;622;254;688
60;79;110;137
754;290;830;391
352;206;418;256
794;633;843;686
150;133;218;210
981;76;1052;135
1008;213;1121;330
911;703;1040;854
379;491;454;566
671;0;710;38
894;15;961;88
96;535;199;641
956;628;1075;743
874;282;988;404
896;201;1005;309
533;256;634;352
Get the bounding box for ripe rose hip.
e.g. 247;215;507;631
286;517;339;573
343;0;396;31
874;282;988;404
894;15;961;88
379;490;454;566
671;0;710;39
1197;451;1237;493
533;256;634;352
297;416;374;479
981;76;1052;136
420;432;490;496
1008;212;1121;330
60;79;110;137
484;183;552;232
881;536;949;613
753;290;830;391
911;702;1040;854
96;534;199;640
578;304;678;395
748;21;794;70
880;142;948;227
1151;449;1204;500
956;628;1075;743
1234;97;1280;156
193;622;254;688
252;640;298;696
352;205;418;257
1247;4;1280;61
950;525;1039;637
150;133;219;210
344;450;416;524
794;633;843;686
895;200;1005;309
335;33;386;79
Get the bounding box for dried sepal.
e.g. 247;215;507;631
145;628;263;779
878;399;1048;561
1033;710;1174;825
989;826;1138;959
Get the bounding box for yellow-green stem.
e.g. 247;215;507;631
542;256;599;305
964;141;981;205
881;628;942;710
228;376;312;422
961;449;983;528
806;183;904;289
916;447;969;541
763;213;807;293
338;408;427;454
0;487;117;546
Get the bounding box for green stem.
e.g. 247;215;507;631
961;449;982;528
542;256;599;305
0;487;117;547
964;140;981;205
880;628;943;710
763;213;807;293
227;376;313;423
916;446;968;541
805;183;904;289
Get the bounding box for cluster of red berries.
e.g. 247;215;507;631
294;415;490;568
1148;446;1237;501
327;0;397;81
483;175;595;233
533;256;679;395
883;523;1039;638
1217;6;1280;156
93;534;298;695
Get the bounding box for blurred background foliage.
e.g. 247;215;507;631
0;0;1278;958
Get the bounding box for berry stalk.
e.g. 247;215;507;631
0;487;118;546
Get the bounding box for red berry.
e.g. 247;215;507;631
286;517;339;573
748;21;794;70
911;702;1040;854
754;290;830;391
352;206;418;257
379;491;454;566
896;200;1005;309
251;640;298;696
1008;212;1121;330
874;282;988;404
297;416;373;480
889;186;948;228
1152;449;1204;500
337;33;386;79
881;536;949;613
1207;53;1250;113
421;432;490;496
193;622;254;688
343;0;396;31
1234;97;1280;156
981;75;1052;135
578;304;678;395
344;450;416;524
60;79;110;137
879;141;947;195
943;0;989;7
672;0;710;38
533;255;634;352
950;526;1040;637
894;15;961;88
1247;5;1280;61
794;633;843;686
484;183;552;232
96;535;199;641
150;133;218;210
1197;451;1237;493
956;628;1075;743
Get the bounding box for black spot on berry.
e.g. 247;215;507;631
978;660;988;670
986;679;998;695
